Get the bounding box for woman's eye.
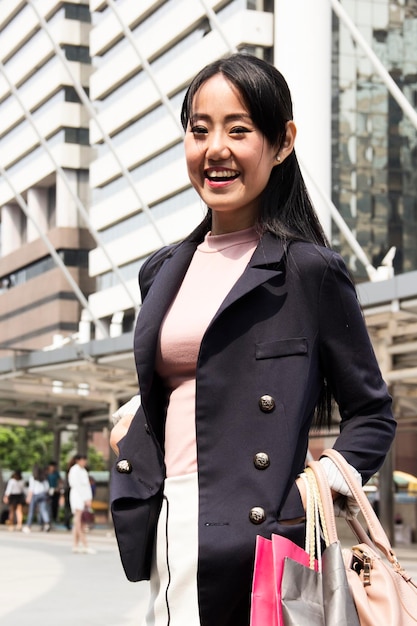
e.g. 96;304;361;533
230;126;251;135
190;125;208;135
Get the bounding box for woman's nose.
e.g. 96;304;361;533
206;131;231;160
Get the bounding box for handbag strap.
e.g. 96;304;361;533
321;448;398;564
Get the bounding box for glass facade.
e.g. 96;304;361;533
332;0;417;280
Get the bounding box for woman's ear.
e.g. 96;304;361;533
275;121;297;165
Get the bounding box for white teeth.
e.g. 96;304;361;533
207;170;237;178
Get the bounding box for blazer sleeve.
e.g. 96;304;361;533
318;252;396;481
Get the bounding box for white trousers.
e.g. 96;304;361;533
142;472;200;626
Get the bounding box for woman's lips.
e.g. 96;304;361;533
205;168;240;186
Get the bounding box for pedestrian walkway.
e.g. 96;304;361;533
1;524;416;625
0;525;149;625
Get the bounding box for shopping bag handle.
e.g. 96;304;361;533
305;460;338;545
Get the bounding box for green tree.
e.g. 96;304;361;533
0;425;53;472
0;426;107;472
86;446;107;471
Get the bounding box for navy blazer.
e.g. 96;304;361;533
111;232;395;626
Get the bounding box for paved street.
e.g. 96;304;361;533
1;524;416;625
0;525;149;625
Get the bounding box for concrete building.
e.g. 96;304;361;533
0;1;416;479
0;0;95;351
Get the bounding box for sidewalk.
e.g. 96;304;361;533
0;524;149;625
1;524;416;625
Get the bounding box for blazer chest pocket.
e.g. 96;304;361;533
255;337;308;359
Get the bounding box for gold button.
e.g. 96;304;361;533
258;395;275;412
249;507;266;524
254;452;270;470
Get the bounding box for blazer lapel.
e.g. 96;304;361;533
134;240;197;397
213;232;286;320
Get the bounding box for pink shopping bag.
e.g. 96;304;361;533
250;536;278;626
250;534;316;626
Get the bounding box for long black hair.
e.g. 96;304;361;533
32;464;46;482
181;53;329;249
181;53;332;427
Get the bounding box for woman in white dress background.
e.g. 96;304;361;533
68;454;95;554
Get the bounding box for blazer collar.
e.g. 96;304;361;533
213;231;286;319
249;231;286;268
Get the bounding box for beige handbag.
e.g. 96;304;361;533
319;449;417;626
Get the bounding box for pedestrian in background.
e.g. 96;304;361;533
3;469;25;531
46;460;63;526
62;456;74;530
23;465;50;533
68;454;95;554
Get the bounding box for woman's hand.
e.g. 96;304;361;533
110;395;141;455
110;413;135;455
281;473;337;525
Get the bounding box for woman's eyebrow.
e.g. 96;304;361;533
189;112;252;123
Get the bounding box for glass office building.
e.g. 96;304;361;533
331;0;417;280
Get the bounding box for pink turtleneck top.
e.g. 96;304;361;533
155;227;260;477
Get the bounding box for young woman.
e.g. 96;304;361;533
110;54;395;626
3;470;25;531
67;454;95;554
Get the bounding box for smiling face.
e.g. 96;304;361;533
184;74;279;234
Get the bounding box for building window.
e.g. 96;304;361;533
59;249;89;269
0;250;90;289
64;86;85;103
62;45;91;63
64;3;91;23
47;187;56;228
64;127;90;145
